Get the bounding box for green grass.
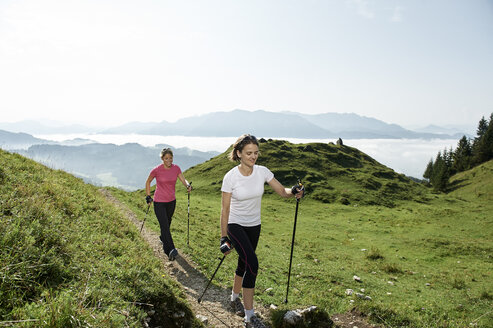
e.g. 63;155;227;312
448;159;493;202
3;139;492;327
112;141;492;327
0;149;202;327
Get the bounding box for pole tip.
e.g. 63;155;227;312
284;299;288;304
197;298;202;303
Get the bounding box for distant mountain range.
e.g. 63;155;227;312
0;110;472;189
411;124;475;135
0;129;219;190
0;130;95;150
101;110;469;139
16;143;219;190
0;130;55;150
0;119;101;134
0;110;471;139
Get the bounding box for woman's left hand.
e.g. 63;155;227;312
291;184;305;199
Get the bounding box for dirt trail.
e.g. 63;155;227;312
100;189;382;328
100;189;253;327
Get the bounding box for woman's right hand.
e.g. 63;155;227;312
145;195;153;204
291;183;305;199
220;236;233;255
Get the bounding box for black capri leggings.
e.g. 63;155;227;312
154;200;176;256
227;223;261;289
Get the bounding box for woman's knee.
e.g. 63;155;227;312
236;255;258;285
243;255;259;287
235;256;246;277
249;255;259;275
242;266;258;288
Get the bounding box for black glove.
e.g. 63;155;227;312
145;195;153;204
220;236;232;254
291;184;305;196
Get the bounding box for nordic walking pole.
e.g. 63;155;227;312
187;182;192;246
140;204;151;233
284;180;303;304
198;255;226;303
284;199;299;303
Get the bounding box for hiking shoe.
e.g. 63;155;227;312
168;248;178;261
245;315;266;328
230;297;245;317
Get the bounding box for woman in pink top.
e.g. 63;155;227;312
145;148;192;261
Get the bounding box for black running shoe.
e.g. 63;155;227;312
168;248;178;261
245;315;266;328
230;297;245;317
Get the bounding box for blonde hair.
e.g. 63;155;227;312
229;134;259;162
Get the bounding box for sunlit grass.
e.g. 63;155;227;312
4;138;491;327
0;149;202;328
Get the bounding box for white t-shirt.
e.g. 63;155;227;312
221;165;274;226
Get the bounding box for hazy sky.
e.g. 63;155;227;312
1;0;492;128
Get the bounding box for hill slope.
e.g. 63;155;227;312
448;159;493;201
0;149;201;327
185;138;429;207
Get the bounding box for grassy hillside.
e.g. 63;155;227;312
113;141;492;327
0;149;202;327
185;139;430;207
448;159;493;201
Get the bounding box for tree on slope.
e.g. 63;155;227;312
431;152;449;191
423;158;433;181
453;136;472;172
472;115;490;164
423;112;493;192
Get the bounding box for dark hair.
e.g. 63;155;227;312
229;134;259;162
160;148;173;158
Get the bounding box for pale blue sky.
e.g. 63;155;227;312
0;0;492;128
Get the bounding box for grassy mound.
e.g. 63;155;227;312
184;139;429;207
0;149;202;327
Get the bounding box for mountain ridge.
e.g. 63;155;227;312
0;110;469;139
104;109;466;139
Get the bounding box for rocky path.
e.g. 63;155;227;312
100;189;382;328
100;189;254;327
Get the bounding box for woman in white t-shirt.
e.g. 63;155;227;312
220;134;304;328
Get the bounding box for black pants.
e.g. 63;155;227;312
154;200;176;256
227;223;261;289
